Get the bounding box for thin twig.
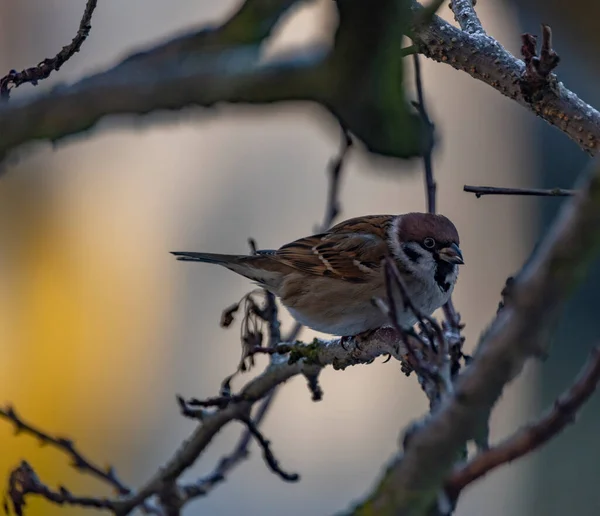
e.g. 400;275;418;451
239;417;300;482
464;185;576;198
320;127;352;230
180;290;284;499
0;406;130;496
412;53;436;214
0;0;98;100
7;461;116;516
380;259;439;384
447;345;600;497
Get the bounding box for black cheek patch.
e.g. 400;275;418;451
435;260;455;292
403;246;421;264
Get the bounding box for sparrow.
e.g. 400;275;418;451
172;213;463;337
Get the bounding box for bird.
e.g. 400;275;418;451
171;213;463;337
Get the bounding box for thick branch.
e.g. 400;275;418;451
410;7;600;156
1;2;596;163
0;45;329;165
447;345;600;497
0;0;426;165
349;157;600;514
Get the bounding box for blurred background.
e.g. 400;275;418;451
0;1;597;515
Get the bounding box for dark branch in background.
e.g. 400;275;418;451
464;185;576;198
447;345;600;498
0;0;98;100
4;2;600;162
0;0;428;166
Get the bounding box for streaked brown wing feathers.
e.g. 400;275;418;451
272;215;392;282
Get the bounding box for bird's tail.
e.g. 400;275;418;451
170;251;282;290
171;251;243;265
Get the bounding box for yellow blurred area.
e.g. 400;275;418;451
0;166;173;515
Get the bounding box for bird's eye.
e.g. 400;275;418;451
423;237;436;249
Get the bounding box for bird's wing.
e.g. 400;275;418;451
271;215;392;282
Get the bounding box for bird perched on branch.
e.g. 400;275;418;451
172;213;463;337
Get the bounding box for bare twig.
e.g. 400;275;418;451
0;0;98;100
412;53;436;214
382;258;456;405
449;0;484;34
0;406;130;496
239;417;300;482
320;127;352;231
110;328;407;515
447;345;600;497
464;185;576;198
7;461;116;516
178;289;284;499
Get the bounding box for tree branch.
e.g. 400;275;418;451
410;9;600;156
0;3;597;164
449;0;483;35
111;328;407;515
0;406;130;496
0;0;427;166
348;157;600;514
464;185;576;197
446;345;600;498
0;0;98;100
7;461;116;516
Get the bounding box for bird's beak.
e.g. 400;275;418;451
438;243;464;265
